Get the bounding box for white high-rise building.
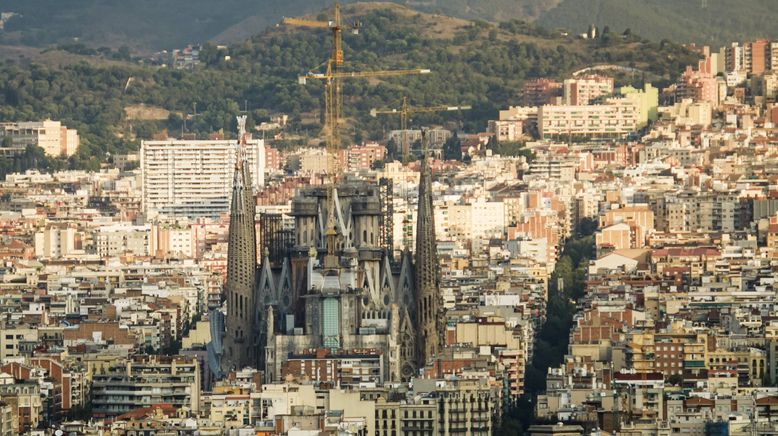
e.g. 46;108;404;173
141;138;265;219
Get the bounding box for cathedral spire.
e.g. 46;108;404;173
414;130;442;367
224;115;258;371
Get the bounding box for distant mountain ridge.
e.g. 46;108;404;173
0;2;700;175
0;0;338;51
538;0;778;47
1;0;776;52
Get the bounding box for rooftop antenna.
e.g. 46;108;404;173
182;102;201;138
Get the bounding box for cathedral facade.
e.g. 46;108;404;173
216;123;442;382
256;180;423;381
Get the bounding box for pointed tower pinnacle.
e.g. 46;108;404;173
414;130;442;367
224;115;258;370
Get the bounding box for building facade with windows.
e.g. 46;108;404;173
91;355;200;417
140;138;265;219
538;99;639;139
0;120;79;157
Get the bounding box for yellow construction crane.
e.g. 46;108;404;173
370;96;471;159
297;68;432;160
300;67;431;175
282;2;354;67
282;2;357;142
283;2;431;260
284;3;430;154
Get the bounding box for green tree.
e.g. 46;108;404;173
525;221;597;395
443;132;461;161
371;159;385;170
385;138;398;161
65;403;92;421
199;42;220;66
492;140;535;162
284;155;301;174
667;374;683;386
115;45;131;61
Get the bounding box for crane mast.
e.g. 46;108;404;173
283;2;351;156
283;2;430;254
371;96;471;160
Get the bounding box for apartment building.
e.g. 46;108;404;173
724;40;778;74
522;78;563;106
0;359;75;416
204;388;254;428
347;143;386;171
374;395;439;436
490;106;539;142
677;64;723;108
0;327;38;360
453;317;527;396
281;349;385;388
538;98;639;139
665;99;712;127
596;204;655;249
0;401;12;436
498;106;539;123
299;148;330;174
527;158;577;181
91;355;200;417
94;224;150;257
265;144;283;171
149;224;194;258
34;226;79;258
757;71;778;100
0;120;80;157
437;200;506;241
563;75;614;105
747;39;769;74
413;378;498;435
488;119;523;142
665;192;748;233
0;379;42;434
620;84;659;127
387;128;451;149
140;138;265;219
725;43;746;73
772;41;778;71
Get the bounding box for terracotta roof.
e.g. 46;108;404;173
685;397;715;407
614;372;663;381
652;247;720;257
116;403;177;420
756;396;778;406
